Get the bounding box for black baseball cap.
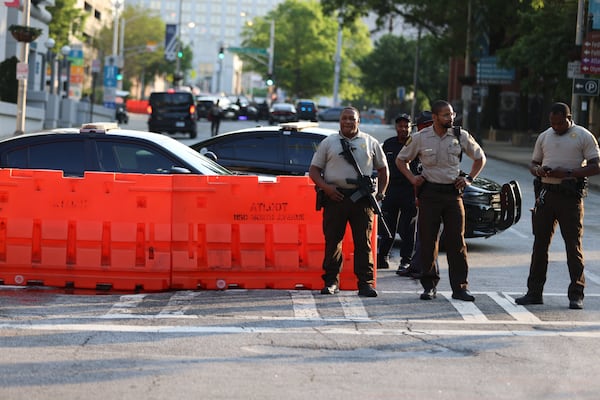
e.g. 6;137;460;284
394;113;411;123
415;111;433;125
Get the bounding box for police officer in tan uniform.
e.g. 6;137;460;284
516;102;600;309
396;100;486;301
309;107;388;297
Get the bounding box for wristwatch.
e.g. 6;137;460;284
375;192;385;201
464;175;474;183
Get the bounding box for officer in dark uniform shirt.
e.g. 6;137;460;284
377;114;418;272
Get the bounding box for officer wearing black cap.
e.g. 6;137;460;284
377;113;418;271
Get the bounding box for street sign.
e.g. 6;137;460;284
227;47;268;55
573;78;600;96
568;61;583;79
476;56;515;85
580;32;600;74
104;65;118;88
16;62;28;80
164;24;177;61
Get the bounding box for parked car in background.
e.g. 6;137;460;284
296;100;318;121
190;122;522;238
191;122;332;176
269;103;298;125
147;90;198;138
0;122;233;177
318;106;344;122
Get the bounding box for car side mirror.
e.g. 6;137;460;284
202;151;217;162
170;166;192;174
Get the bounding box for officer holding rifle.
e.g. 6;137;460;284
309;106;389;297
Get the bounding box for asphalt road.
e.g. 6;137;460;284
1;114;600;399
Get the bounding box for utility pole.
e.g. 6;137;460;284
14;0;32;135
175;0;183;84
267;20;275;103
572;0;586;123
332;16;342;107
462;0;472;131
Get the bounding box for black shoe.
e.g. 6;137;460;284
569;299;584;309
420;288;436;300
320;284;339;295
515;293;543;305
396;264;413;276
358;285;378;297
452;289;475;302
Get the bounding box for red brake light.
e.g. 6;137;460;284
146;105;152;114
190;104;196;115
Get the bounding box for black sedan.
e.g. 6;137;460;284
190;122;522;238
269;103;297;125
0;122;232;177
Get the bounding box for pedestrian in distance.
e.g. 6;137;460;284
309;106;389;297
377;113;418;272
396;100;486;302
515;102;600;310
209;100;223;136
396;110;438;279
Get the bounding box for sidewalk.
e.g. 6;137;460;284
482;139;600;191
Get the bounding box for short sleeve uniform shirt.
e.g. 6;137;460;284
310;131;387;189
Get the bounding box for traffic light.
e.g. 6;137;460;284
218;46;225;60
177;50;183;59
266;74;274;86
116;68;123;81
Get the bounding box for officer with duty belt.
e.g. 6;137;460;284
309;106;388;297
515;102;600;310
396;100;486;302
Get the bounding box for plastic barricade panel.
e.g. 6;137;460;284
170;175;376;291
0;170;172;291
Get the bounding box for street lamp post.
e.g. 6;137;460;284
332;16;342;107
14;0;33;135
44;38;56;94
60;45;71;98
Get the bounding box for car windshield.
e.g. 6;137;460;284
148;134;234;175
151;93;193;107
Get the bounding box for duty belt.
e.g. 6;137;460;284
424;181;459;194
337;187;359;196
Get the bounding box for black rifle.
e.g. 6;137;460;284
339;138;392;238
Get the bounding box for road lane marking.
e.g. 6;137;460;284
488;292;542;323
585;269;600;286
5;322;600;338
158;290;200;317
100;294;147;318
439;292;488;322
290;290;321;319
338;292;370;320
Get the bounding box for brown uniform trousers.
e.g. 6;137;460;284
321;194;375;288
418;182;470;292
528;187;585;301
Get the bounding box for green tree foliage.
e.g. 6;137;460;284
95;5;192;94
321;0;577;127
356;33;447;107
239;0;371;101
47;0;87;50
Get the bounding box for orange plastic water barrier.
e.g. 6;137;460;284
169;175;377;291
0;169;172;291
0;171;377;291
